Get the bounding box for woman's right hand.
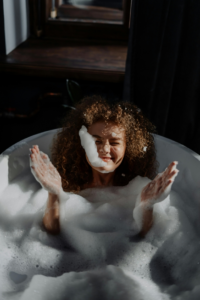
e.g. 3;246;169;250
30;145;62;196
141;161;179;205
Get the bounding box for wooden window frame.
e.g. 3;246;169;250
29;0;131;41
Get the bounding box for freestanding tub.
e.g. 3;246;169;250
0;130;200;300
1;129;200;193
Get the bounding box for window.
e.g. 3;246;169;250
29;0;131;41
56;0;123;23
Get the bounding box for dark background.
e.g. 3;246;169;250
0;74;123;153
1;0;200;155
63;0;123;9
124;0;200;154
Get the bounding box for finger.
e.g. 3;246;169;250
157;179;172;197
34;151;47;167
155;176;165;193
35;145;40;153
40;151;49;163
31;147;38;155
157;185;163;193
145;181;155;193
30;152;41;165
29;148;34;154
158;175;163;184
169;161;178;173
162;162;178;181
32;145;39;153
30;156;46;175
165;161;177;174
164;179;173;190
168;169;179;181
41;152;48;159
162;179;173;196
30;153;37;162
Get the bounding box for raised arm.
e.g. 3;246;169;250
30;145;62;234
138;161;179;236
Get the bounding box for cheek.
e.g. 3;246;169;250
112;146;125;157
97;145;103;153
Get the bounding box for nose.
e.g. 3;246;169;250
104;143;110;152
99;140;110;153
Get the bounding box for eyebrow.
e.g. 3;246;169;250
92;135;122;141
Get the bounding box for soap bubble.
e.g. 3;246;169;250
0;152;200;300
79;125;107;168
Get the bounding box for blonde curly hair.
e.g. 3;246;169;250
52;96;158;192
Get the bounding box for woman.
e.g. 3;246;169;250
30;96;178;236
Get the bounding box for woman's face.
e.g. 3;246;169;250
87;121;126;173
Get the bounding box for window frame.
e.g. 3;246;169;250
29;0;131;41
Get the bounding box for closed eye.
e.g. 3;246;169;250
95;141;119;145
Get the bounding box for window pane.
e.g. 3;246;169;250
62;0;123;10
57;0;124;23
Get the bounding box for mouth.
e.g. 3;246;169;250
101;157;113;162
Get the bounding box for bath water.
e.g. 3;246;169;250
0;153;200;300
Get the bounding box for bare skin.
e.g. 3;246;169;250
140;161;178;236
30;146;61;234
30;122;178;236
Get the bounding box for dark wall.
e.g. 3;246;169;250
0;74;123;153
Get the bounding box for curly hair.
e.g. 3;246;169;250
51;95;158;192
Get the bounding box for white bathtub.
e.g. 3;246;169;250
0;130;200;300
1;129;200;193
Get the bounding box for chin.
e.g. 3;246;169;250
96;167;115;174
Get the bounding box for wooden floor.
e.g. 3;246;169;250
0;38;127;82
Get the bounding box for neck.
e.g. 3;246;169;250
91;169;115;188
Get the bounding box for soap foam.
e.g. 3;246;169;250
79;125;120;174
0;155;200;300
79;125;107;168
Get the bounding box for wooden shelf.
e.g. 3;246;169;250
0;38;127;82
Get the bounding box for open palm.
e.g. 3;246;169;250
141;161;179;205
30;145;62;195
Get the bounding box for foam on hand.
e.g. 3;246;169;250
29;149;62;196
79;125;107;168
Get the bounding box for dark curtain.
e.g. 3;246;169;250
123;0;200;154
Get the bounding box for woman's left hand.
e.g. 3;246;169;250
141;161;179;206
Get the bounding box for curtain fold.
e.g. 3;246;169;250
123;0;200;154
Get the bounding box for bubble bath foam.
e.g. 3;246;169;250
0;149;200;300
